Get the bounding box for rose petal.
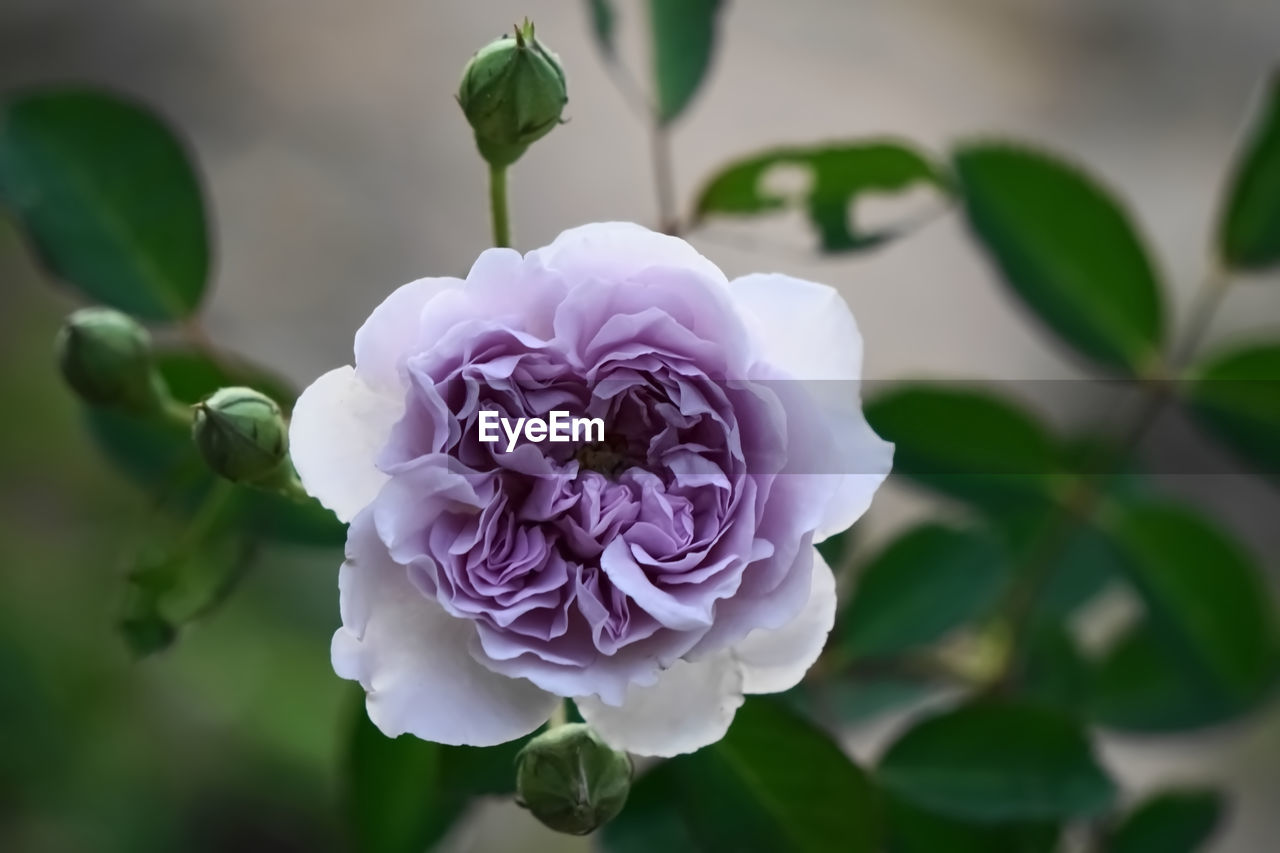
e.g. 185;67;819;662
732;546;837;694
334;511;558;746
355;276;461;392
729;272;893;540
290;366;402;523
531;222;729;289
575;654;744;757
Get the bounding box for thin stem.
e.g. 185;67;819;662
548;700;568;729
995;267;1234;688
650;123;679;235
489;163;511;248
1171;265;1231;368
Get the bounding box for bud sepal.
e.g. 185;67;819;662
192;386;291;486
515;722;632;835
56;307;170;415
458;19;568;168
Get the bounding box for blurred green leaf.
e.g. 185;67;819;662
954;143;1165;373
601;763;699;853
1107;789;1225;853
1091;622;1249;732
117;484;255;657
878;700;1116;822
1019;624;1090;709
86;347;344;546
674;698;877;852
993;508;1123;620
0;88;209;320
347;704;454;853
1185;342;1280;479
864;384;1060;510
346;697;540;853
815;524;854;571
693;142;946;252
884;794;1059;853
650;0;724;124
586;0;616;58
787;677;941;728
1102;500;1279;722
1218;70;1280;270
605;698;877;852
839;524;1008;658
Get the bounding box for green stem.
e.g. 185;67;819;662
650;123;679;235
489;163;511;248
994;267;1234;689
548;700;568;729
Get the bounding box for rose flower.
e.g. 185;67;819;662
291;222;892;756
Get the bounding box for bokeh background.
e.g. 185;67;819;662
2;1;1279;850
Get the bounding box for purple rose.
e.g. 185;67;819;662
290;223;892;756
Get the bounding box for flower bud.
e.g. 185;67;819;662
515;723;632;835
192;387;288;484
56;307;166;413
458;19;567;168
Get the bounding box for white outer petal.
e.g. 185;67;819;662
729;272;894;540
334;512;558;746
354;276;461;392
530;221;729;287
732;547;837;694
575;655;744;757
289;366;402;523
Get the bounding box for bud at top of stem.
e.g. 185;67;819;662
515;722;632;836
458;19;567;168
56;307;168;414
192;386;289;485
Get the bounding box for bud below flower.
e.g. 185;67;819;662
515;723;632;835
458;19;567;168
56;307;166;413
192;387;289;485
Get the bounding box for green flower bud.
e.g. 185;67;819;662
515;723;632;836
56;307;166;413
458;19;567;168
192;387;289;485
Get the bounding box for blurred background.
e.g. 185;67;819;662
2;1;1279;850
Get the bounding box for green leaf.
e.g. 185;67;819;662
586;0;616;58
650;0;724;124
954;143;1165;373
1107;789;1224;853
600;763;699;853
347;702;455;853
1091;622;1247;732
1185;342;1280;480
605;699;877;852
674;699;877;852
0;88;210;320
1019;624;1090;710
1218;70;1280;270
345;695;539;853
85;347;344;546
864;384;1061;510
884;795;1059;853
117;482;254;656
693;142;946;253
840;524;1008;658
1102;500;1280;720
878;700;1117;822
993;508;1123;620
